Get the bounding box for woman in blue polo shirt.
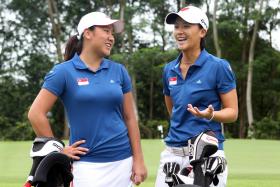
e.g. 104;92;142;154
28;12;147;187
155;6;238;187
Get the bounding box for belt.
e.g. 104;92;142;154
166;145;189;157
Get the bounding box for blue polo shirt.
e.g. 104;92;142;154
42;53;132;162
163;49;236;149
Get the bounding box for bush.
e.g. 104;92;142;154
0;109;35;141
4;121;35;140
140;120;169;139
0;116;12;140
254;117;280;139
139;124;153;139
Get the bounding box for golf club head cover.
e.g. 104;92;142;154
32;152;73;187
172;170;194;186
24;137;72;187
204;156;227;186
188;131;219;165
163;162;180;187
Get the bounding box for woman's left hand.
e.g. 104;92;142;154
131;158;147;185
187;104;214;120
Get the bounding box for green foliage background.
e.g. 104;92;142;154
0;0;280;140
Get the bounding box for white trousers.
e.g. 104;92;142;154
72;157;133;187
155;149;228;187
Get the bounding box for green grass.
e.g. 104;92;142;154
0;139;279;187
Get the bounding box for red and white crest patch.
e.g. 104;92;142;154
77;78;89;86
169;77;177;85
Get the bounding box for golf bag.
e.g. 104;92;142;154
163;131;226;187
23;137;73;187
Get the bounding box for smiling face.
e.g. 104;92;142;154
173;17;206;52
83;25;115;57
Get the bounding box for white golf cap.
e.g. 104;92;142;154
165;6;209;31
77;12;124;39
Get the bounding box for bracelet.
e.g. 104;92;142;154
208;111;215;121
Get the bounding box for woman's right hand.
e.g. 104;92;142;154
62;140;89;160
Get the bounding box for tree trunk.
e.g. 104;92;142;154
120;0;125;51
239;81;247;138
119;0;125;21
104;0;114;16
211;0;226;135
161;29;166;51
47;0;69;139
176;0;180;11
246;0;265;137
237;2;249;138
47;0;62;62
213;0;221;58
131;74;139;122
205;0;210;16
149;64;154;119
120;0;139;121
268;21;274;48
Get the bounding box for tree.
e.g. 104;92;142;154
6;0;65;139
212;0;221;58
47;0;70;139
215;0;279;138
47;0;63;62
1;0;280;140
246;0;266;137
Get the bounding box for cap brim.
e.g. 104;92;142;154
165;12;199;26
165;13;180;24
112;20;124;33
94;20;124;34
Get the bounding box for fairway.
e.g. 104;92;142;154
0;139;279;187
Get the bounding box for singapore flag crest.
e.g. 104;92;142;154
169;77;177;86
77;78;89;86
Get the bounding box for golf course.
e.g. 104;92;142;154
0;139;279;187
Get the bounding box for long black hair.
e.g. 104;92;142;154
64;26;95;61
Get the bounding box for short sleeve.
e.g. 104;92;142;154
120;65;132;94
216;60;236;94
163;64;170;96
42;64;66;97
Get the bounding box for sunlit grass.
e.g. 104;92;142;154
0;139;279;187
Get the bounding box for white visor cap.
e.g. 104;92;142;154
77;12;124;39
165;6;209;31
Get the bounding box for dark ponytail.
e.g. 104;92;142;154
64;26;95;61
64;35;83;61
